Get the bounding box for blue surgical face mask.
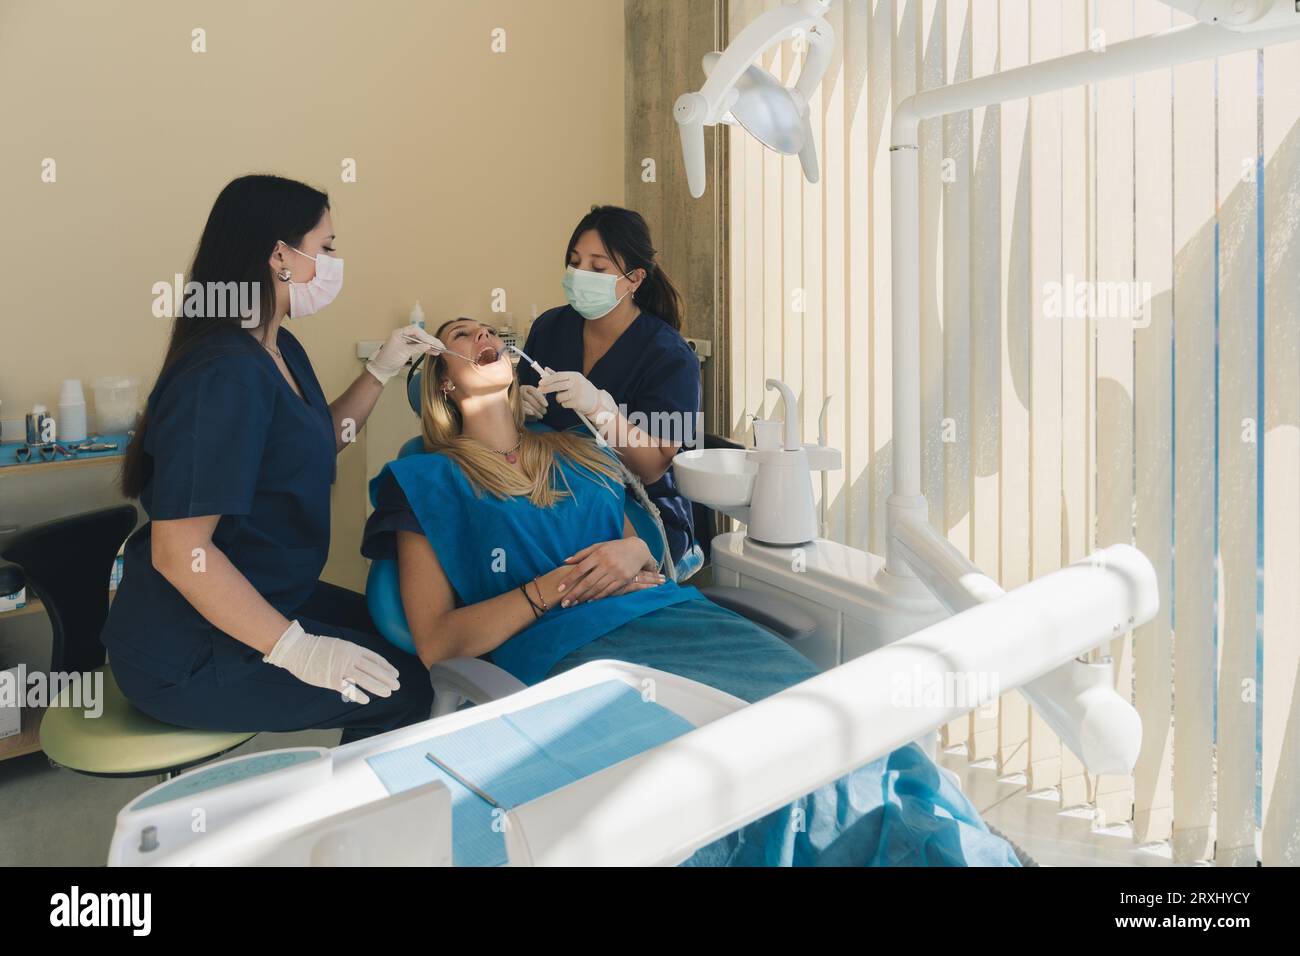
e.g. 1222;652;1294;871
562;265;632;321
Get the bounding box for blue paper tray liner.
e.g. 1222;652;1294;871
366;679;697;866
0;432;131;469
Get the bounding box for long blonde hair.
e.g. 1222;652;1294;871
420;321;622;507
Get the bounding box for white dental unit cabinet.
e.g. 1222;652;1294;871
677;381;947;672
708;534;947;672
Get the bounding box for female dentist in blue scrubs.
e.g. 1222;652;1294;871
517;206;703;575
101;174;441;743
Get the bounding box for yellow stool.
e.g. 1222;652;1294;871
40;667;254;778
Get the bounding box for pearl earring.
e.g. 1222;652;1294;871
276;268;292;282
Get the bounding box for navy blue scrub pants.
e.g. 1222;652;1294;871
110;582;434;745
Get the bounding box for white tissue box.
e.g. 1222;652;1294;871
0;587;25;613
0;666;21;739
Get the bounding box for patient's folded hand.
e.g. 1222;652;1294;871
555;538;663;607
520;384;548;421
610;572;668;599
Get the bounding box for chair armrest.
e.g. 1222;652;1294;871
0;562;24;597
698;585;818;643
428;657;527;717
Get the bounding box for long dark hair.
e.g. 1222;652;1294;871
120;174;330;499
565;205;683;331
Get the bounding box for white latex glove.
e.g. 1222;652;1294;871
366;324;446;386
520;384;549;421
264;621;401;704
537;370;617;424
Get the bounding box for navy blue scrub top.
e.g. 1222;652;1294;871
517;306;701;566
101;325;337;684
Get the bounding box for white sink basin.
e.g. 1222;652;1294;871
672;448;758;510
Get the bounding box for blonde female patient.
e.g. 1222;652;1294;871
360;317;1021;868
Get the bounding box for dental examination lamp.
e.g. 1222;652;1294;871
675;0;833;199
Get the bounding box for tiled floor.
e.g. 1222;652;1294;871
0;728;338;866
938;748;1180;867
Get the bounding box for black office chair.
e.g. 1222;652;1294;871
1;506;255;778
2;506;137;674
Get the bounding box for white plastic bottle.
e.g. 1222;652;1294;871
58;379;88;443
409;301;426;331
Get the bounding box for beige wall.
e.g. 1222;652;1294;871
0;0;625;589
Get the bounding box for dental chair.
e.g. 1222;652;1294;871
365;367;818;716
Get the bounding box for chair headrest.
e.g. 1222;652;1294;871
407;366;423;416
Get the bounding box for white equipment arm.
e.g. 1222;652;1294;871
503;544;1158;866
891;515;1143;773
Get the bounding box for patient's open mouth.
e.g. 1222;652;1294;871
475;346;500;367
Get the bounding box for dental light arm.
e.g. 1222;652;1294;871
675;0;1297;200
689;0;1298;571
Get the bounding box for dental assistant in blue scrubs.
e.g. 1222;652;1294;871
101;175;442;743
516;206;703;573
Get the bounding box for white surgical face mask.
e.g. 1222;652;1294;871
284;244;344;319
562;265;632;321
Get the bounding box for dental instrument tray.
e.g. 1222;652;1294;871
1;432;130;469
